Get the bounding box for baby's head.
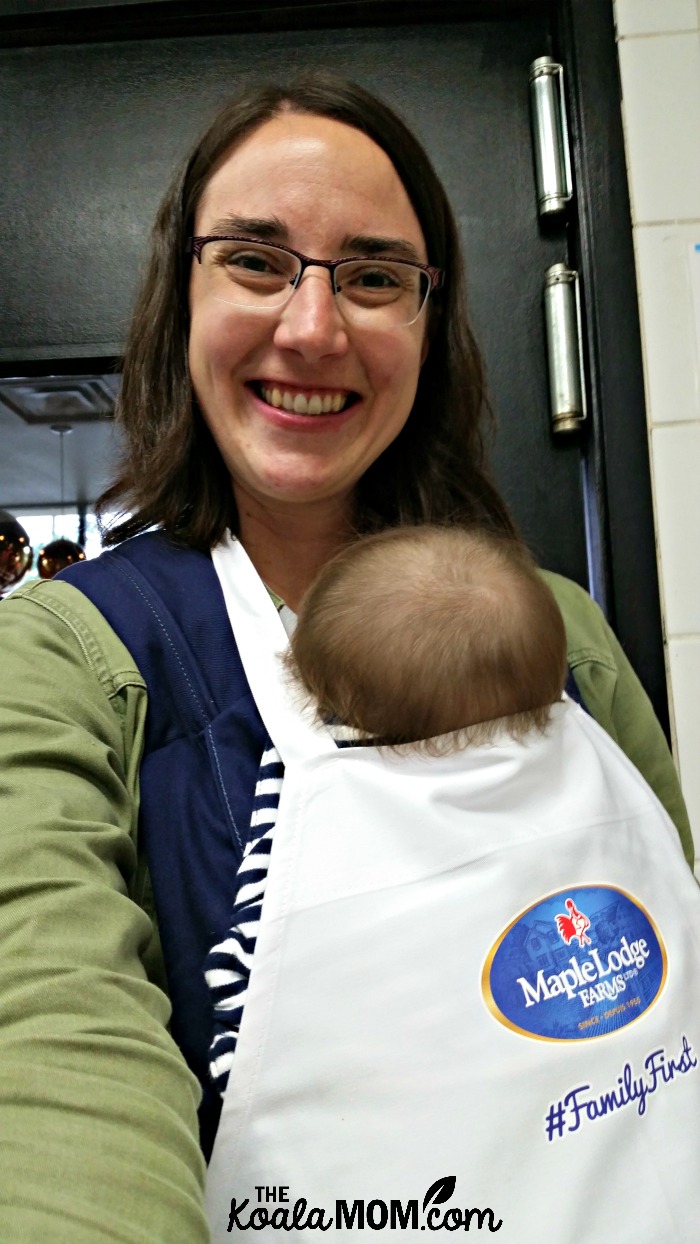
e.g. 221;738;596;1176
287;525;568;749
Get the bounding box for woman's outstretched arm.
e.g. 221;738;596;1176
0;579;208;1243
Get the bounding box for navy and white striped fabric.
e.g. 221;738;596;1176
205;597;297;1097
205;722;358;1097
205;739;284;1097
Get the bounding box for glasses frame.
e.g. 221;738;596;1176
186;235;444;323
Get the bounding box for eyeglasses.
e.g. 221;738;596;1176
187;236;443;328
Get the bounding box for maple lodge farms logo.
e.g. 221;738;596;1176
482;885;667;1041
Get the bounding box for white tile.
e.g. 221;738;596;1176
616;0;698;37
650;424;700;634
618;33;700;222
634;225;700;423
666;637;700;870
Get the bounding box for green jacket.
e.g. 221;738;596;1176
0;571;693;1243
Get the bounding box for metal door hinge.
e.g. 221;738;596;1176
544;264;587;434
529;57;573;217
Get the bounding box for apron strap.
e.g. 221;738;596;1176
211;534;337;766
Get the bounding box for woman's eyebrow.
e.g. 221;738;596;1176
203;220;423;263
205;215;289;241
341;234;424;263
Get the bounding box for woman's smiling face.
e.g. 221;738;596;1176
188;111;429;522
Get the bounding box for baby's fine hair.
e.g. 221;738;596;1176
288;525;568;751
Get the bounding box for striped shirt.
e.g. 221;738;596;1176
205;741;284;1097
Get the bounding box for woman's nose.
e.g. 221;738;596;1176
272;270;349;361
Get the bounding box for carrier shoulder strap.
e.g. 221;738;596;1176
58;530;249;742
57;531;269;1161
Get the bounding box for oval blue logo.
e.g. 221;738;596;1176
482;886;667;1041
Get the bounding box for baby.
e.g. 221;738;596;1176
287;523;568;749
206;524;570;1097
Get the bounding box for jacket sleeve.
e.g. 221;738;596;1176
0;581;209;1243
542;570;695;870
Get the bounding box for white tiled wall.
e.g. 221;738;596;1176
614;0;700;868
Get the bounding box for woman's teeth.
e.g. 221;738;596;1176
260;386;349;415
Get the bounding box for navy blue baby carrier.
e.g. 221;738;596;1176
58;530;585;1160
59;532;267;1156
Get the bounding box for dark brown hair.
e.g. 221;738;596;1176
99;73;516;549
288;525;568;749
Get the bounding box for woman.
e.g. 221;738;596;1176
0;74;692;1242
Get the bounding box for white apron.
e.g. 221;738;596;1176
206;535;700;1242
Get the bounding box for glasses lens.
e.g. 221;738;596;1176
334;260;430;327
200;239;301;308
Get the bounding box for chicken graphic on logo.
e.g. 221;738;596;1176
555;898;592;948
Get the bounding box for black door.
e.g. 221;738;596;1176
0;1;663;724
